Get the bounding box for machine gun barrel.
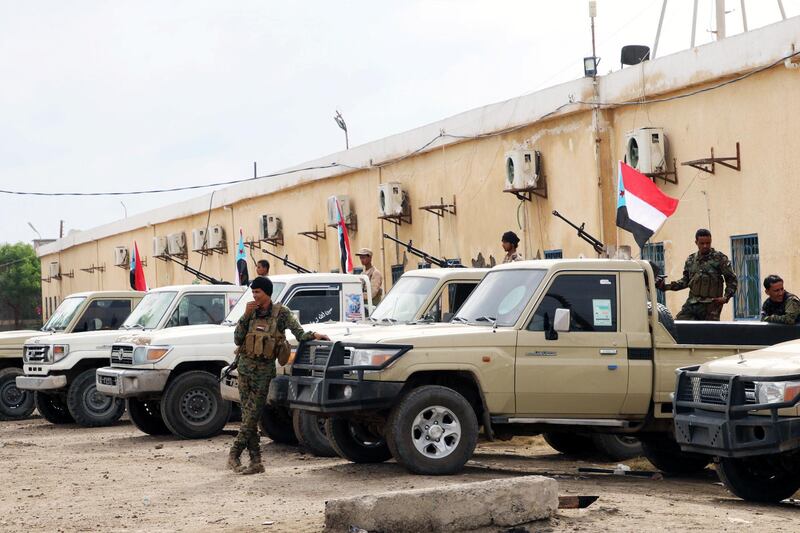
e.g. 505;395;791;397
551;210;606;255
382;233;464;268
261;249;312;274
163;255;230;284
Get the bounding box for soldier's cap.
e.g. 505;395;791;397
355;248;373;256
250;276;273;296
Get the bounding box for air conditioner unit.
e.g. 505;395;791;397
208;225;226;250
625;127;666;174
259;214;283;241
504;149;541;190
153;236;169;258
49;261;60;278
378;182;405;217
326;195;351;226
113;246;129;267
167;232;187;256
192;228;208;252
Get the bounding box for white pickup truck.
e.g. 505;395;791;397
17;284;244;427
0;290;143;421
95;273;370;439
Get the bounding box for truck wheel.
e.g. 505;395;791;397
259;405;298;445
127;398;170;436
591;434;643;461
160;370;232;439
716;454;800;502
0;367;35;420
66;369;126;427
34;392;74;424
292;410;336;457
325;417;392;464
543;432;596;457
386;385;478;475
641;438;710;474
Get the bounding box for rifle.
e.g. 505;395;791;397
219;353;240;383
261;249;312;274
162;255;232;285
551;211;606;255
382;233;465;268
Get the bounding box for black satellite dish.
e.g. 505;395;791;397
621;45;650;67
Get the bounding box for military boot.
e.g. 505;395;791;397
239;450;265;475
227;448;243;471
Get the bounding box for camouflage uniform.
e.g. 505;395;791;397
664;249;738;321
229;303;315;471
761;292;800;324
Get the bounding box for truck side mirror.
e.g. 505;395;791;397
553;308;571;332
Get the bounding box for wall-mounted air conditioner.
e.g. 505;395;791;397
167;232;187;256
326;195;352;226
153;236;169;258
259;214;283;241
504;149;541;190
378;182;405;217
48;261;60;278
113;246;129;267
192;228;208;252
207;225;226;250
625;127;666;174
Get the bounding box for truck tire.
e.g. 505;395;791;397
259;405;298;445
386;385;479;475
66;369;126;427
591;434;643;461
34;391;74;424
655;302;677;340
292;410;336;457
0;367;35;420
716;454;800;503
160;370;232;439
543;432;596;457
127;398;170;436
641;438;710;474
325;417;392;464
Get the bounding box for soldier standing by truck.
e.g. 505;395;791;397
228;277;329;474
501;231;523;263
656;229;737;321
356;248;383;305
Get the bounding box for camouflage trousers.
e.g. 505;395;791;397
231;355;276;455
676;301;724;321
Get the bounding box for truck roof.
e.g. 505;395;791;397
63;290;146;298
269;273;367;283
400;268;487;280
148;284;246;293
492;258;648;272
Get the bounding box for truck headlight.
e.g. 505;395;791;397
133;346;172;364
349;348;402;367
755;380;800;404
52;344;69;362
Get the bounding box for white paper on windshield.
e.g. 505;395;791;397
592;299;612;327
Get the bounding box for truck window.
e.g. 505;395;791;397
372;276;438;323
424;282;479;322
73;299;133;332
528;274;618;332
454;270;546;326
285;288;341;324
166;294;227;327
42;296;85;331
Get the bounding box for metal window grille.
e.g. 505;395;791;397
390;264;405;284
641;242;666;306
731;234;760;320
544;249;563;259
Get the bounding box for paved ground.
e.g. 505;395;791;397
1;416;797;532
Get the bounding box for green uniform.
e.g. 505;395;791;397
665;249;738;321
230;303;315;459
761;292;800;324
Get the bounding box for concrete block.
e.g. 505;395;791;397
325;475;558;532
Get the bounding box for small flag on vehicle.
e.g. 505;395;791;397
616;161;679;248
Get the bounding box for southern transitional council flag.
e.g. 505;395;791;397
234;228;249;286
616;161;679;248
129;242;148;291
336;198;353;273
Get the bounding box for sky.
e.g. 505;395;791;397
1;0;798;245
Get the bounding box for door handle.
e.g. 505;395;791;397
599;349;618;356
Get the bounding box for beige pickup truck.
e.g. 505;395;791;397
284;259;800;474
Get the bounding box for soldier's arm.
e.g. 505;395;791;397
234;315;249;346
765;297;800;324
666;259;691;291
280;307;315;342
721;256;738;299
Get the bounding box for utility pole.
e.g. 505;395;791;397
334;110;349;150
59;220;64;239
589;0;605;245
715;0;726;40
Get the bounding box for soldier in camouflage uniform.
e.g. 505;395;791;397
761;275;800;324
228;276;328;474
656;229;737;321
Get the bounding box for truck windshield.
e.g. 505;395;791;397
223;283;287;324
371;276;438;323
122;292;177;330
453;269;546;327
42;296;86;331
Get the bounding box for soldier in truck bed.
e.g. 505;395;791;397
761;274;800;324
656;229;737;321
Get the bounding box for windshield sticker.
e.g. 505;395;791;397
345;293;363;321
599;279;612;285
592;299;612;327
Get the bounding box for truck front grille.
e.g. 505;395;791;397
24;345;50;363
678;377;756;405
110;344;134;365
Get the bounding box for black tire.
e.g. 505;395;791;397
0;367;35;420
325;417;392;464
160;370;232;439
292;409;336;457
716;454;800;503
641;437;710;474
543;432;596;457
34;392;74;424
591;434;643;461
66;369;126;427
386;385;479;475
655;302;677;340
259;405;298;445
127;398;170;436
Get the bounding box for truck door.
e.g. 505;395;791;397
515;272;629;415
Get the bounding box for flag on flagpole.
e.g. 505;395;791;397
616;161;679;248
336;198;353;273
235;228;249;286
129;242;148;291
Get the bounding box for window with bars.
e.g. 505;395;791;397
641;242;666;306
544;249;563;259
731;234;760;320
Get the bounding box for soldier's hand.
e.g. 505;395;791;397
655;278;666;290
313;333;330;341
244;301;258;316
